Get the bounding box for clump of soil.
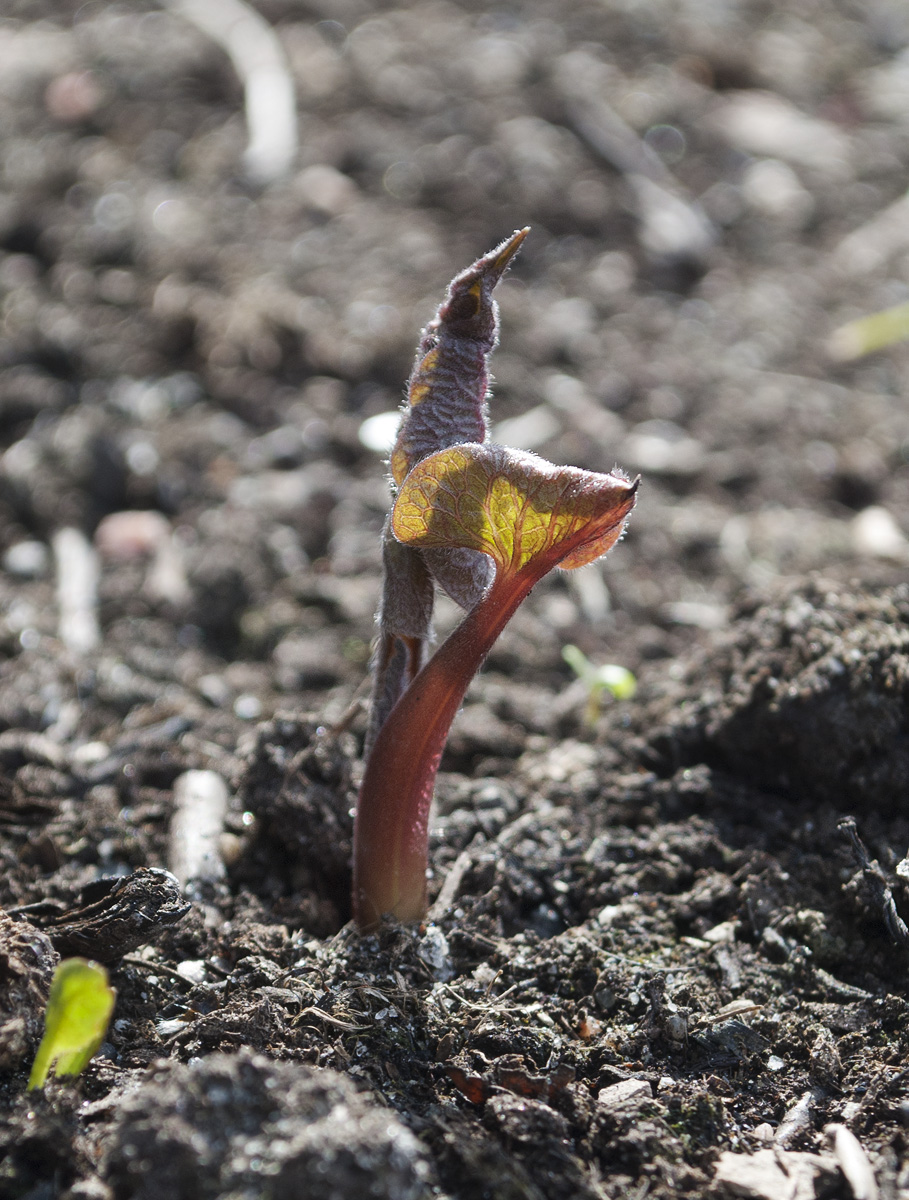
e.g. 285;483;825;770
639;580;909;811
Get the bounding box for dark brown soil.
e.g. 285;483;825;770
2;1;909;1197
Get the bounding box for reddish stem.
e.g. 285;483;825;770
352;567;534;929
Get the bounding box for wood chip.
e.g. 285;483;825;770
825;1124;879;1200
596;1078;652;1109
713;1148;835;1200
169;769;230;889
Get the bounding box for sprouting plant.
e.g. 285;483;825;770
561;644;637;726
353;231;638;930
28;958;116;1090
365;227;529;753
829;301;909;361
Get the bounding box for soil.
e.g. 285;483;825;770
2;1;909;1197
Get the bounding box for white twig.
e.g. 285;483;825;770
169;769;230;890
53;527;100;655
427;846;475;923
825;1125;879;1200
833;188;909;275
556;74;716;267
774;1089;820;1148
165;0;298;184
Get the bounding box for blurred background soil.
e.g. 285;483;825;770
1;1;909;1197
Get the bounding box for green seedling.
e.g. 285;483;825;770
829;301;909;361
28;958;116;1090
562;644;637;726
354;232;638;929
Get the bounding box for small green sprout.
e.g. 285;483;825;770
28;958;116;1090
829;301;909;361
562;644;637;725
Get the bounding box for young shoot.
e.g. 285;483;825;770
28;958;116;1090
829;300;909;361
562;643;637;726
366;228;529;754
354;438;637;929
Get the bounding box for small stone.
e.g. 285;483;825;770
596;1078;652;1109
713;91;852;176
198;674;230;707
713;1148;835;1200
622;420;705;475
3;540;49;578
740;158;813;226
95;510;169;558
234;694;263;721
417;926;453;982
71;740;111;767
825;1124;879;1200
176;960;207;985
851;506;909;561
492;405;561;451
358;411;400;454
295;164;360;215
703;920;738;944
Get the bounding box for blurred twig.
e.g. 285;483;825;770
553;64;716;270
164;0;298;184
53;527;100;656
168;769;229;891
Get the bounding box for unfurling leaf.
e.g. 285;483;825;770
28;958;116;1090
391;443;638;578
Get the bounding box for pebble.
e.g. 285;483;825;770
740;158;814;227
825;1124;879;1200
702;920;737;944
233;694;263;721
492;404;561;451
597;1079;652;1109
295;164;360;216
95;510;169;558
851;506;909;561
3;539;49;578
176;959;207;985
358;410;400;454
417;926;453;982
622;419;704;475
713;1148;834;1200
834;190;909;275
169;770;230;888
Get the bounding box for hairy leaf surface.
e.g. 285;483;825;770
392;443;638;576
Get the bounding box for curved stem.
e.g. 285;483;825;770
353;569;531;929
